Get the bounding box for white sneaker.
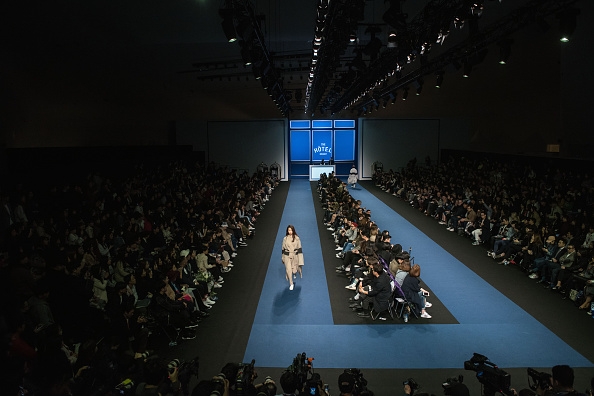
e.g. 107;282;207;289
425;302;432;308
327;227;334;231
231;253;238;257
289;284;294;290
227;263;234;267
214;283;222;288
345;283;357;290
206;298;216;305
421;312;432;319
335;247;343;251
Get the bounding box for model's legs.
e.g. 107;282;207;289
284;260;293;288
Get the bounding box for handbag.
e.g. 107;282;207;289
569;289;578;301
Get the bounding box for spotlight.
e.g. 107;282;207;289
470;1;484;17
253;67;262;80
387;30;398;48
413;78;423;95
241;46;252;66
462;60;472;78
221;17;237;43
435;71;444;88
558;8;579;43
497;38;513;65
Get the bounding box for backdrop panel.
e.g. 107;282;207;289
207;120;286;178
360;119;440;179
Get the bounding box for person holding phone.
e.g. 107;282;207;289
401;264;432;319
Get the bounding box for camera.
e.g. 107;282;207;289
166;357;200;395
527;368;552;392
403;378;420;394
443;375;464;395
287;352;315;386
236;359;257;396
464;353;512;396
305;373;323;396
256;376;277;396
211;374;227;396
344;368;369;396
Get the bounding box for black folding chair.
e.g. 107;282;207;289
390;281;419;321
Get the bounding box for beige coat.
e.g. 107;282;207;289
281;235;304;267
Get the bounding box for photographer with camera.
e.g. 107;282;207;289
191;373;230;396
135;356;183;395
403;378;421;396
339;372;357;396
547;365;587;396
268;371;295;396
442;376;470;396
338;369;369;396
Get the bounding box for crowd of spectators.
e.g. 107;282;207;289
318;173;434;322
0;159;277;395
2;151;594;395
372;155;594;314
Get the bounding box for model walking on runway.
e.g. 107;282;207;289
348;164;358;189
281;225;304;290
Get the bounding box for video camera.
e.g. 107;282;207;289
236;359;257;396
287;352;315;386
464;353;513;396
527;368;552;392
345;368;369;396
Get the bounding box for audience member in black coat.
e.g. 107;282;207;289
356;261;392;319
401;264;432;319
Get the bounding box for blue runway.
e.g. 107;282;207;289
243;180;592;369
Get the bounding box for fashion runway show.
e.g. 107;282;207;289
169;179;594;395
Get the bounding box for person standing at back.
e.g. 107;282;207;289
348;164;358;189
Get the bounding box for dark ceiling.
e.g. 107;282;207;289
0;0;585;124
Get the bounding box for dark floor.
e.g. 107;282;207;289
161;180;594;396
